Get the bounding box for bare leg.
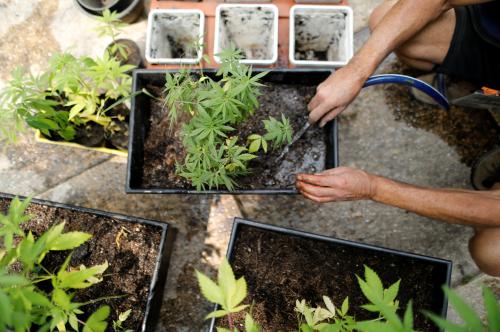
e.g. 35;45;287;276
368;0;455;69
469;183;500;277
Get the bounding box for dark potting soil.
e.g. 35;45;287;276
45;103;130;151
383;61;500;166
108;39;143;68
0;198;162;331
141;82;327;190
219;225;444;332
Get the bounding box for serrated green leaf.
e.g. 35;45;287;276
83;305;110;332
196;270;224;305
341;297;349;316
244;313;261;332
49;231;92;250
205;309;229;319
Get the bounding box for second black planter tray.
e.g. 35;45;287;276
0;193;174;331
126;69;339;194
210;218;452;332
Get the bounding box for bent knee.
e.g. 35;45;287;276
469;228;500;277
369;0;398;31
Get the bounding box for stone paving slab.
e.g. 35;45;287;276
447;273;500;325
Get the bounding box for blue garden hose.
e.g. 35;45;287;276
363;74;450;110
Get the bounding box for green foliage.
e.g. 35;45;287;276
112;309;134;332
263;114;293;149
163;47;293;191
0;197;114;332
425;285;500;332
94;9;129;60
196;258;262;332
0;51;135;143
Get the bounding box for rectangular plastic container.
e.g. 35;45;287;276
214;4;279;65
145;9;205;64
289;5;353;67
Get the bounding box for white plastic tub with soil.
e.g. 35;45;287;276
289;5;353;67
145;9;204;64
214;4;279;65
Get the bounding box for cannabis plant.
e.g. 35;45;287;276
196;258;261;332
0;197;114;331
425;285;500;332
94;9;129;60
0;51;136;143
163;47;293;191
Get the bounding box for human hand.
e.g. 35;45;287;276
296;167;377;203
308;66;366;127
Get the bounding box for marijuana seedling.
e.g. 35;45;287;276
0;197;116;331
196;258;262;332
95;9;129;60
164;47;293;191
113;309;134;332
425;285;500;332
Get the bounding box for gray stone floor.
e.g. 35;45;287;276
0;0;499;331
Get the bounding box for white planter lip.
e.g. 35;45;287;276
145;8;205;65
214;3;279;65
289;4;353;67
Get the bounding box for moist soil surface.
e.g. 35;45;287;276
142;82;328;190
0;197;162;331
218;225;446;332
383;62;500;166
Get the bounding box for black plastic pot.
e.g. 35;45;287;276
74;0;144;23
0;192;174;331
126;69;339;194
209;218;452;332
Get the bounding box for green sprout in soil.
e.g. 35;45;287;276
0;51;140;144
0;197;117;331
94;9;129;61
163;46;293;191
197;260;500;332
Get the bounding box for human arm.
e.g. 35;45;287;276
308;0;494;127
296;167;500;227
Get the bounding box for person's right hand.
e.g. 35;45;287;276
308;65;366;127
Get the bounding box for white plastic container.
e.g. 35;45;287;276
214;4;279;65
145;9;205;64
289;5;353;67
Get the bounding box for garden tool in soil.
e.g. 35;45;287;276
272;74;450;165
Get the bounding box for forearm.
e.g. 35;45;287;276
371;175;500;227
350;0;449;80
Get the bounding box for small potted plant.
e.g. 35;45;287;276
0;193;174;331
75;0;144;23
289;5;354;67
95;9;143;68
0;51;142;155
196;218;452;332
214;4;279;65
126;48;339;194
145;9;205;65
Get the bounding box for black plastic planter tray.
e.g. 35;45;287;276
209;218;452;332
126;69;339;194
0;192;174;332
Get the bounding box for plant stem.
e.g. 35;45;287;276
228;313;235;332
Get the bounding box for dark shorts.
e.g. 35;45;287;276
437;7;500;89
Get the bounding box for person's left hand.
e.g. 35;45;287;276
296;167;376;203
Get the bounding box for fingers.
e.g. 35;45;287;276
296;173;331;187
296;181;336;197
319;106;345;128
299;190;335;203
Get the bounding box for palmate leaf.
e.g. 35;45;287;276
196;270;224;305
83;305;110;332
